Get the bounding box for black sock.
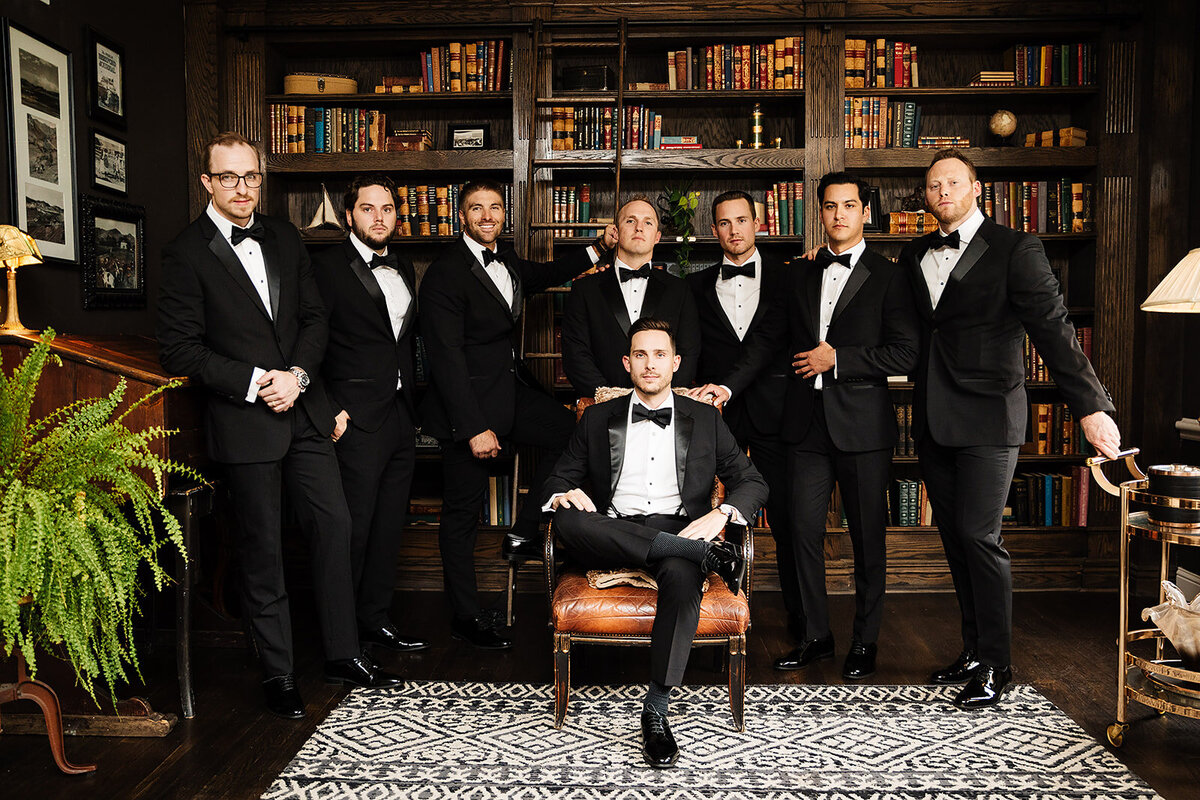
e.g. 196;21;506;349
643;681;672;715
647;531;709;566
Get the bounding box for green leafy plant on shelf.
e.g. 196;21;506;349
657;184;702;272
0;330;194;706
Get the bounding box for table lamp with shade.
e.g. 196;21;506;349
0;224;41;335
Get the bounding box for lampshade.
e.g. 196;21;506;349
1142;248;1200;313
0;225;43;269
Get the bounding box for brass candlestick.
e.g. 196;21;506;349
750;103;764;149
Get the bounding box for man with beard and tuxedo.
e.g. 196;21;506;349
542;317;767;768
313;174;428;658
157;133;399;721
900;149;1121;708
687;190;797;641
693;172;919;681
561;197;700;398
419;179;609;649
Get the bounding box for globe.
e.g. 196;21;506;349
989;109;1017;137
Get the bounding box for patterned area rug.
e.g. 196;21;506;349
263;681;1160;799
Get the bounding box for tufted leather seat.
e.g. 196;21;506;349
552;572;750;637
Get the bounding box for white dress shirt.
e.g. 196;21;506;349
610;394;683;517
613;255;650;322
207;203;271;403
349;233;411;389
815;238;866;389
715;249;761;341
920;206;985;309
462;233;513;307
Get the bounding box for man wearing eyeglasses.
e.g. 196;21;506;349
158;131;399;722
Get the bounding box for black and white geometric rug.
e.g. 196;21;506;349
263;681;1161;799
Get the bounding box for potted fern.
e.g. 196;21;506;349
0;331;192;706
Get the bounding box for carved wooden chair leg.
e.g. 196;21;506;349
553;632;571;729
506;562;518;627
10;650;96;774
728;635;746;732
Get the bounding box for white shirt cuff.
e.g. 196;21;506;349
832;351;838;380
587;246;601;264
718;384;732;401
543;493;566;513
247;367;266;403
719;503;747;526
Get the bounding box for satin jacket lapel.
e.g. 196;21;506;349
205;225;272;321
395;261;417;341
469;260;512;314
641;270;667;320
673;402;693;498
705;276;739;339
907;242;936;320
607;395;631;498
503;252;524;320
745;262;774;333
943;227;990;301
260;228;282;322
599;270;633;334
346;247;395;339
830;257;870;326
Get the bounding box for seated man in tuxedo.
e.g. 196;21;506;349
561;197;701;398
542;317;767;768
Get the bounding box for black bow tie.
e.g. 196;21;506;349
481;248;502;267
720;262;756;281
369;253;398;272
619;264;652;283
931;229;961;250
815;249;853;269
632;404;672;428
230;220;265;246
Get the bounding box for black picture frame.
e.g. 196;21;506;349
449;122;490;150
862;186;883;233
81;194;144;309
90;128;126;195
86;28;125;128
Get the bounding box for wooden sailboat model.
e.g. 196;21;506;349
302;183;346;241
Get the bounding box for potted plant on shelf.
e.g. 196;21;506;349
0;331;192;706
657;184;701;274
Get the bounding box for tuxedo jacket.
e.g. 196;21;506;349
561;266;701;398
313;240;418;432
690;255;790;439
542;393;768;522
157;212;333;463
419;238;593;442
723;248;919;452
899;217;1113;447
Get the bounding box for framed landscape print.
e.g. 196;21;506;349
86;28;124;128
3;21;77;262
91;128;126;194
81;194;144;309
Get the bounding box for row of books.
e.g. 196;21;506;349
1005;467;1091;527
843;98;922;148
270;105;388;154
764;182;804;236
393;183;514;237
916;136;971;149
894;403;917;457
549;106;687;150
410;40;508;93
1025;327;1093;382
1012;43;1097;87
551;184;604;237
981;180;1093;234
407;477;514;527
844;39;920;89
1024;126;1088;147
891;479;933;527
662;38;805;91
888;211;939;234
1022;403;1092;456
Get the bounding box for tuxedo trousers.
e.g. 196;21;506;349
221;412;358;677
552;507;702;687
917;433;1019;667
740;434;795;621
438;383;574;619
333;398;416;629
788;394;890;644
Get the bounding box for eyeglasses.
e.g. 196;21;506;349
208;171;264;189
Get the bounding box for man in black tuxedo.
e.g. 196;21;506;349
688;190;799;640
157;133;399;720
419;179;605;648
313;174;428;657
562;197;700;398
901;149;1121;708
695;172;919;681
543;318;767;768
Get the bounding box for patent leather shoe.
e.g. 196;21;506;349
929;649;982;685
360;623;430;653
451;615;513;649
842;640;877;680
773;634;835;670
262;674;305;719
502;531;543;561
324;656;403;688
702;540;747;596
953;665;1012;709
640;710;679;768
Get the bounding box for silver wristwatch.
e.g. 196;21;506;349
288;366;310;393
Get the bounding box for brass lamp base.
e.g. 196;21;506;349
1;266;36;335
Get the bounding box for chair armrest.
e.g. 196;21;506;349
544;521;559;624
723;522;755;613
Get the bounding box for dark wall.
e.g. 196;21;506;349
0;0;186;336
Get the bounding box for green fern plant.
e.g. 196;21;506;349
0;330;194;706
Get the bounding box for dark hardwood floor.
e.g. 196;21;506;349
2;590;1198;799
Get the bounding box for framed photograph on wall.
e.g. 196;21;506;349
3;21;77;262
449;122;490;150
86;28;124;128
81;194;144;309
91;129;126;195
862;186;884;233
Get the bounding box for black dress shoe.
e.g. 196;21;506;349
842;640;877;680
953;665;1012;710
451;615;513;649
324;656;403;688
502;532;543;561
640;710;679;768
702;540;747;596
360;623;430;653
773;635;835;670
930;649;982;685
262;674;305;719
